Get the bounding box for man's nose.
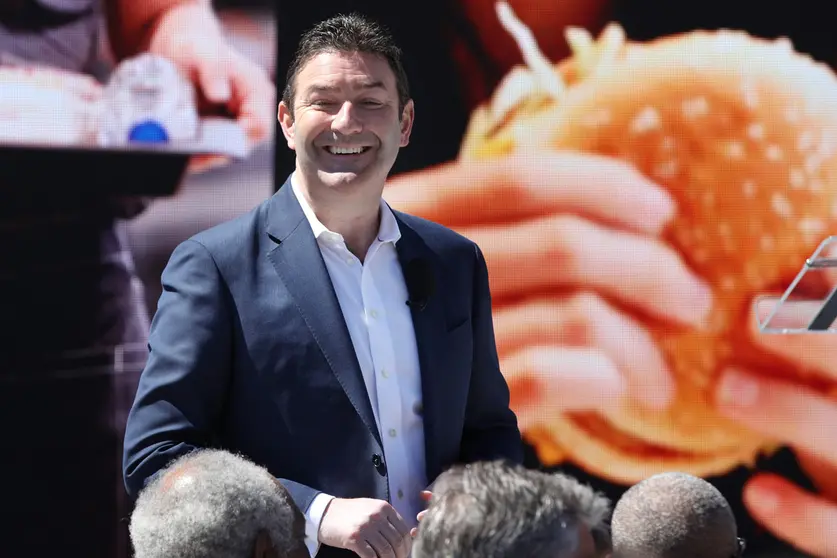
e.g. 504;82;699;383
331;101;363;135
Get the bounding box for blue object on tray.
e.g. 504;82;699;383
128;120;170;144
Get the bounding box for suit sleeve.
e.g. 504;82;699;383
121;239;323;513
122;239;231;498
458;243;524;464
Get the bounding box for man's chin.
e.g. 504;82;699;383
317;170;367;188
321;170;359;181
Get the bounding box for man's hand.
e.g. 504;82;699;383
410;490;433;537
318;498;412;558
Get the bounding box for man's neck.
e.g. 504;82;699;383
295;174;382;261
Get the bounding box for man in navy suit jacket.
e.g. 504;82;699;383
123;12;522;558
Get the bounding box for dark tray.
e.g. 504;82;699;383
0;119;248;198
0;144;191;197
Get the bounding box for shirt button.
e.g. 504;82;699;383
369;309;379;319
345;257;354;265
388;428;397;438
381;368;389;379
397;489;404;499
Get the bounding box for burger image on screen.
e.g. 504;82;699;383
464;2;837;484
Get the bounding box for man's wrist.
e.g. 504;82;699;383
306;493;336;547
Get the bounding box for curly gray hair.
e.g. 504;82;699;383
414;460;612;558
129;449;306;558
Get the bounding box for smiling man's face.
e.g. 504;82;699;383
279;50;414;196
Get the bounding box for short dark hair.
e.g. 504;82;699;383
413;460;612;558
611;472;740;558
282;13;411;117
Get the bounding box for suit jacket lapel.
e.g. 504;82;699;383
393;214;448;481
265;178;382;448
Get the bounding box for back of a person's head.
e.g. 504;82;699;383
413;460;612;558
611;472;742;558
130;449;307;558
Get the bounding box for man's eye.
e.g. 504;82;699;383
361;100;383;107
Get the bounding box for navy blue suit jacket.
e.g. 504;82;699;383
123;176;522;555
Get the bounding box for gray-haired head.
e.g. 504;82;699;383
611;472;741;558
130;449;307;558
413;460;612;558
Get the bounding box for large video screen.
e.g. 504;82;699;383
276;1;837;557
3;0;835;556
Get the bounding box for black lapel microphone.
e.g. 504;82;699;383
404;259;435;312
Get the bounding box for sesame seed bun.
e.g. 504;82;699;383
464;20;837;483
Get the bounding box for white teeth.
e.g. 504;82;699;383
328;146;365;154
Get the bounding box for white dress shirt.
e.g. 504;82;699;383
291;177;428;557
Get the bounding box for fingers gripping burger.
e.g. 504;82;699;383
464;2;837;484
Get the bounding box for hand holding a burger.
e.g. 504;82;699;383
384;151;712;426
394;4;837;545
398;5;837;552
714;277;837;558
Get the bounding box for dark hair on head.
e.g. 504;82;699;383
282;13;411;118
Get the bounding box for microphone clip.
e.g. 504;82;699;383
404;258;435;313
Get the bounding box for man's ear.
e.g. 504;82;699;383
399;99;415;147
253;529;279;558
278;101;297;151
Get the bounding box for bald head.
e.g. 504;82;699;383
611;472;741;558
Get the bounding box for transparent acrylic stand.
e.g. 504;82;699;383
756;235;837;333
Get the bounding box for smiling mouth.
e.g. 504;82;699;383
324;146;372;155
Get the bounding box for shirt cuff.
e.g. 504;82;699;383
304;492;335;557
